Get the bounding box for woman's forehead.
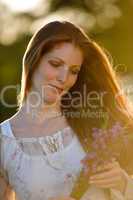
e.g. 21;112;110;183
44;42;83;65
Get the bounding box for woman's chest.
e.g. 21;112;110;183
6;136;86;200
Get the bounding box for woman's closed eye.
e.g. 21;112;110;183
49;60;80;75
49;60;61;67
71;69;80;75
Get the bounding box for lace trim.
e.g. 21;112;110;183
1;126;75;156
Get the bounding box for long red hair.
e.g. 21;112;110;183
19;20;133;173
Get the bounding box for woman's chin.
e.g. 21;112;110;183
43;94;61;105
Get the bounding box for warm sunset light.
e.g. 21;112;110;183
1;0;41;12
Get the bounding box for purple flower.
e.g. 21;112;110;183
83;121;126;176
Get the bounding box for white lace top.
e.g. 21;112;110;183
0;120;86;200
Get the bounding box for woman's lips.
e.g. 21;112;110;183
49;85;63;93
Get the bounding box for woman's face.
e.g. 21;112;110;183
32;42;83;105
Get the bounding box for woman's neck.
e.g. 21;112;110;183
17;98;62;125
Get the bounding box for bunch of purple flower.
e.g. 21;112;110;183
83;121;127;175
71;121;128;199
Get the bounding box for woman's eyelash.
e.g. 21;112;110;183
49;60;60;67
71;70;79;75
49;60;79;75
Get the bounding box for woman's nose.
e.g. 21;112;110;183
57;66;69;83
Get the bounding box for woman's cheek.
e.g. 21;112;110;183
39;62;56;81
44;66;57;81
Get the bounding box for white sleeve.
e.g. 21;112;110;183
80;185;110;200
110;173;133;200
0;125;9;183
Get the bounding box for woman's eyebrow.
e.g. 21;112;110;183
51;56;81;68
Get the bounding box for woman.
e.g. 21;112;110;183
0;20;133;200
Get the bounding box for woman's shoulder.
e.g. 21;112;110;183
0;115;17;138
0;112;24;138
0;119;10;136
